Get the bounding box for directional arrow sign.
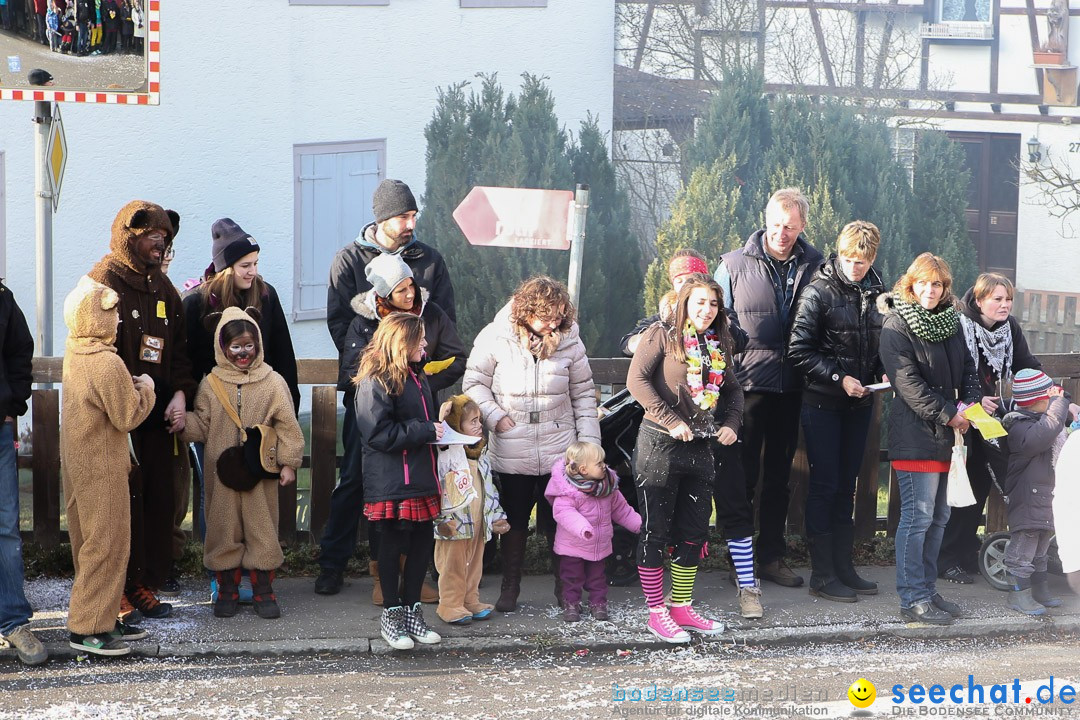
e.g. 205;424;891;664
453;186;574;250
45;103;67;211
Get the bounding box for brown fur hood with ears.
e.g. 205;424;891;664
63;276;121;353
211;306;272;385
89;200;180;286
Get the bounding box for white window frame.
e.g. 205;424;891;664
289;0;389;6
460;0;547;7
292;140;385;321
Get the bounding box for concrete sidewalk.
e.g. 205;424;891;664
6;565;1079;662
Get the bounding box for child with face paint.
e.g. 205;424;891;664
182;307;305;620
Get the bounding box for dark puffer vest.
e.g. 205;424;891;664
877;294;980;463
719;230;823;393
788;256;886;409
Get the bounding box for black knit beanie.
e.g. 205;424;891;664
372;180;418;223
211;218;260;272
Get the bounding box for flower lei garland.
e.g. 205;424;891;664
683;321;726;410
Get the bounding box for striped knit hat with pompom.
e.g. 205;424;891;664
1013;368;1054;407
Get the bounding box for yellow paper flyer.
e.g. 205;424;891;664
963;403;1008;440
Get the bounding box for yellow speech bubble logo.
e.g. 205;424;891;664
848;678;876;709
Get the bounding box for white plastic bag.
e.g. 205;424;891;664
947;428;977;508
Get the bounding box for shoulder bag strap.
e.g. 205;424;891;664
207;373;245;433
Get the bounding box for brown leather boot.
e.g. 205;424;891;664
495;530;528;612
370;561;383;606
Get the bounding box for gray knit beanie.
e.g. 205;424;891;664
372;180;418;224
364;252;414;299
211;218;260;272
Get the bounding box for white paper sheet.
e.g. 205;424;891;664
429;422;482;445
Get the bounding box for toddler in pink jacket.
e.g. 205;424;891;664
545;442;642;622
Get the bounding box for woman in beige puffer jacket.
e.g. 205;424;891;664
463;276;600;612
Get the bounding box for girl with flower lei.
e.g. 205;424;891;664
626;275;764;641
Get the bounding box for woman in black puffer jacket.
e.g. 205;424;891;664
789;221;886;603
878;253;980;626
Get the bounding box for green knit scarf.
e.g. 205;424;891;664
893;299;959;342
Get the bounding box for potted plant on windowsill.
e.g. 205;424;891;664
1034;50;1067;65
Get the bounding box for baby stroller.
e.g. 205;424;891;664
599;388;643;586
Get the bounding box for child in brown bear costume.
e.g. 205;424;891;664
62;276;156;656
182;307;304;619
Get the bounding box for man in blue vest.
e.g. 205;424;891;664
714;188;823;588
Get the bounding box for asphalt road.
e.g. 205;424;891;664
2;632;1077;719
0;29;145;91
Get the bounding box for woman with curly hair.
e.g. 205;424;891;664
463;276;600;613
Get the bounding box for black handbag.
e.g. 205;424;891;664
208;374;280;492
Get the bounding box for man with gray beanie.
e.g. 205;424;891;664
317;179;457;596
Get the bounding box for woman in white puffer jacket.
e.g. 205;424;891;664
463;276;600;613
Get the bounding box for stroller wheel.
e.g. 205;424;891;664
978;531;1013;592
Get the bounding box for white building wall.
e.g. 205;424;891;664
0;0;614;370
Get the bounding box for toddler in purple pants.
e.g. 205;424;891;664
545;442;641;622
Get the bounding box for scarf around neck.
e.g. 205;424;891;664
893;299;959;342
566;466;617;498
960;314;1013;380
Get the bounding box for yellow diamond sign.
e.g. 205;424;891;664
46;103;67;211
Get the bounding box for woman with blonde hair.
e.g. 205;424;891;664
354;312;444;651
463;276;600;613
789;221;886;603
878;253;980;625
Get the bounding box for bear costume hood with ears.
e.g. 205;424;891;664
63;275;121;352
210;305;271;385
107;200;181;275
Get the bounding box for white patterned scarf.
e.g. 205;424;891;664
960;314;1013;382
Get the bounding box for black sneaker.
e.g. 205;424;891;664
939;565;974;584
159;576;181;597
931;593;963;618
110;620;148;641
69;632;131;656
127;585;173;619
314;568;343;595
900;601;954;625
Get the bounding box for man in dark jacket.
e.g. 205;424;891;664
88;200;196;618
0;283;47;666
714;188;823;588
317;179;456;596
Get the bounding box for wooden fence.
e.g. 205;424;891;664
1016;289;1080;354
20;354;1080;548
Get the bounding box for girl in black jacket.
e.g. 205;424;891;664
789;221;885;603
878;253;979;626
354;313;444;651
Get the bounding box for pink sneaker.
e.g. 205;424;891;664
646;607;691;644
668;603;725;635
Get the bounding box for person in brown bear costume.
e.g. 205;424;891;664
61;276;156;656
182;306;304;619
87;200;196;619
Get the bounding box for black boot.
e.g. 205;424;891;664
214;569;241;618
1031;571;1062;608
495;530;527;612
250;569;281;619
808;535;857;603
832;524;878;595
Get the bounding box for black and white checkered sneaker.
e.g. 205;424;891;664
404;602;442;645
380;606;414;651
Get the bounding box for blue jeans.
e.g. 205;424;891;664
801;402;872;536
895;469;950;608
0;421;32;635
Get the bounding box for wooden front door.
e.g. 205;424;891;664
948;132;1020;281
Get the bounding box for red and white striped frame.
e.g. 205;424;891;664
0;0;160;105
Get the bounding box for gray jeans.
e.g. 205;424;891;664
1003;529;1053;579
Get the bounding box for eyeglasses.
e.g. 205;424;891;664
163;248;175;261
